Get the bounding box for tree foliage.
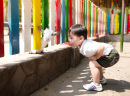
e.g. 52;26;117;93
91;0;130;8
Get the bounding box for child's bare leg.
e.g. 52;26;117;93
99;67;103;79
89;61;102;85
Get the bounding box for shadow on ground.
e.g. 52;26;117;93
103;79;130;92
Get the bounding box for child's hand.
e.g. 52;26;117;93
89;56;97;61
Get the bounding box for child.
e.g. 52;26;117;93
68;24;120;91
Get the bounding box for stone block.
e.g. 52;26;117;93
20;58;40;76
18;73;39;96
0;65;17;93
71;47;82;68
0;66;26;96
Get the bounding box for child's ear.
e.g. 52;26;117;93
80;36;84;41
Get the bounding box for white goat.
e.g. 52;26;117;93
29;27;60;54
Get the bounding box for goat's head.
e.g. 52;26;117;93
38;27;60;42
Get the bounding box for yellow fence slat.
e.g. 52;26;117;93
114;14;118;34
33;0;41;50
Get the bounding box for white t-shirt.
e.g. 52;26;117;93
79;39;114;57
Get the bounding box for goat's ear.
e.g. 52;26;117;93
38;26;44;34
51;31;60;36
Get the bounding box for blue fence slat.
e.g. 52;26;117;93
60;0;65;43
8;0;19;55
107;14;110;34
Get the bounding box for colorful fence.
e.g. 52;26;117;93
106;0;130;35
1;0;106;57
107;13;130;34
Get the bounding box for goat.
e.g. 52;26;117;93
29;27;60;54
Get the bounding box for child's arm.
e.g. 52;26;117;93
89;44;104;61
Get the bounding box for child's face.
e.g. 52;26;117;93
68;32;84;47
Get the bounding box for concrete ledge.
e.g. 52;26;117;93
88;35;107;42
106;34;130;42
0;35;106;96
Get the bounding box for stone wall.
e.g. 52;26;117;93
0;35;106;96
0;45;73;96
106;34;130;42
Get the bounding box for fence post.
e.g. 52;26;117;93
55;0;61;44
98;8;101;35
61;0;65;43
42;0;49;30
78;0;81;24
107;14;110;34
98;8;100;35
72;0;75;25
83;0;85;25
103;13;106;35
114;14;118;34
65;0;68;42
96;6;98;37
119;13;122;34
75;0;78;24
49;0;55;46
91;2;94;37
87;0;89;32
127;14;130;34
33;0;41;50
80;0;83;24
103;12;105;35
110;0;114;34
101;11;104;35
100;10;102;35
93;4;96;36
95;6;97;37
89;1;91;37
85;0;87;27
87;0;90;37
120;0;125;52
0;0;4;57
123;14;126;34
8;0;19;55
21;0;31;53
69;0;72;28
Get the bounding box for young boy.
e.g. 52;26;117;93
68;24;120;91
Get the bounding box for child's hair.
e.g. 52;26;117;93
68;24;87;39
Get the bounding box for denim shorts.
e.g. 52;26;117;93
96;49;120;68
